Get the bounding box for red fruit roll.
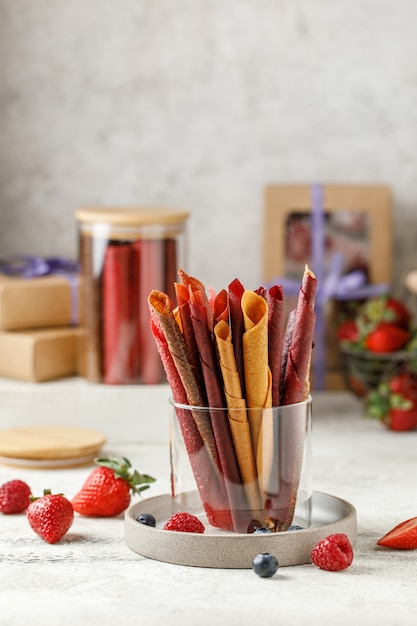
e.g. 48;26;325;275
281;267;317;405
131;239;165;384
178;269;214;333
213;289;229;324
228;278;246;400
188;285;250;533
174;282;204;386
150;317;233;530
271;267;316;530
267;284;285;407
102;243;133;384
148;289;217;466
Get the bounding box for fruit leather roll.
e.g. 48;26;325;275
241;290;272;460
148;289;217;467
178;269;214;332
102;243;134;384
131;239;166;384
267;285;285;407
150;317;232;531
214;319;262;516
281;266;317;405
188;285;250;533
228;278;246;400
272;266;316;530
174;282;204;385
213;289;229;324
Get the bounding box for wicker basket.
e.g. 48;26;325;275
339;347;417;398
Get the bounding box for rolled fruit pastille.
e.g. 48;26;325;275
228;278;246;400
213;289;229;324
149;317;233;530
267;284;285;407
147;290;218;468
186;278;250;533
214;320;262;515
241;289;272;465
267;265;317;531
174;282;204;385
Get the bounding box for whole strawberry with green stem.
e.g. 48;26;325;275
365;372;417;431
72;456;156;517
27;489;74;544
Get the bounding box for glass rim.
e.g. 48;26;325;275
169;395;312;412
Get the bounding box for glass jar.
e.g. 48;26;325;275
75;206;188;384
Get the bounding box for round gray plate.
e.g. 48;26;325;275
125;491;357;568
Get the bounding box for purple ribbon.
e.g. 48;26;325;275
0;255;80;326
267;184;390;390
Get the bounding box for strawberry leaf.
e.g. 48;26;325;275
94;456;156;495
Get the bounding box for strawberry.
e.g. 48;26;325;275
384;406;417;431
163;511;205;533
337;320;359;343
338;295;414;352
364;322;410;353
0;479;31;514
388;372;417;399
377;517;417;550
310;533;354;571
71;456;155;517
27;490;74;544
365;375;417;431
386;297;412;329
360;295;411;328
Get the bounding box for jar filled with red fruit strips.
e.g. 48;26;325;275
75;206;189;385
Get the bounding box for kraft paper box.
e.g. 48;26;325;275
263;184;393;390
0;274;79;331
0;327;82;382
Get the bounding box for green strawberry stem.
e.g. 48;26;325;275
94;456;156;495
29;488;64;502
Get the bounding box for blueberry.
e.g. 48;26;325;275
287;525;304;531
253;527;272;534
252;552;279;578
136;513;156;527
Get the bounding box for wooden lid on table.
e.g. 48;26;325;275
0;426;106;468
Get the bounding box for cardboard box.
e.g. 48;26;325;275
0;327;82;382
263;184;392;389
0;275;79;331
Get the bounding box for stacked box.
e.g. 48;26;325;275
0;273;80;382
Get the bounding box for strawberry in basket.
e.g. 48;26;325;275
338;295;413;353
365;372;417;431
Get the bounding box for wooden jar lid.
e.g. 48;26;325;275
0;426;106;468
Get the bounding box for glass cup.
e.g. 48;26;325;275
169;396;312;534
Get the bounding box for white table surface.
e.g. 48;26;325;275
1;383;417;626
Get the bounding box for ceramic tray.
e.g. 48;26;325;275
125;490;357;568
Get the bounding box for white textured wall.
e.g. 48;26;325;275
1;0;417;293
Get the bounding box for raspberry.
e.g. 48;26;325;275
163;512;205;533
311;533;354;571
0;479;32;514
